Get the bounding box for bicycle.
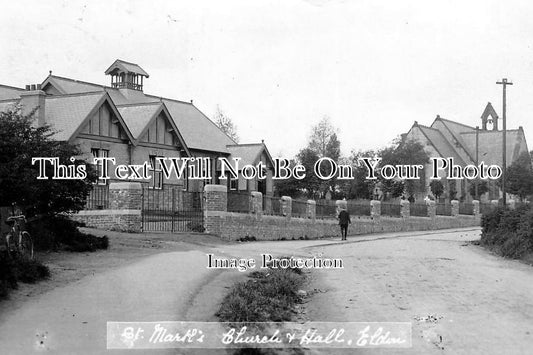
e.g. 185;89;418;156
5;214;33;260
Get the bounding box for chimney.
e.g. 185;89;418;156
20;84;46;127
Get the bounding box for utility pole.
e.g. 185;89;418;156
496;78;513;207
475;126;479;199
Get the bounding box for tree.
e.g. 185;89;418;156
273;159;302;197
296;148;322;198
307;117;341;198
430;180;444;200
505;151;533;201
308;116;338;158
213;105;239;143
468;179;489;200
0;107;96;215
379;138;429;200
340;149;376;200
448;180;458;201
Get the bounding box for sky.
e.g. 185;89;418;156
1;0;533;158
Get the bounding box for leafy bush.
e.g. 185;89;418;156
480;205;533;259
14;257;50;283
500;233;531;258
237;235;257;242
0;109;97;216
0;252;49;299
27;215;108;252
187;222;205;233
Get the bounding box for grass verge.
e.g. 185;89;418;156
216;257;306;354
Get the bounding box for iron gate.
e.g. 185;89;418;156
141;187;204;232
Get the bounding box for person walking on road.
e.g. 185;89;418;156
338;208;351;240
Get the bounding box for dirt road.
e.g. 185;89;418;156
304;229;533;355
0;228;532;354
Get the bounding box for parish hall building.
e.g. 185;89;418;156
0;60;275;204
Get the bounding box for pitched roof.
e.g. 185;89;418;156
44;92;108;141
116;102;162;139
42;75;105;95
0;99;19;112
461;129;529;167
106;88;159;105
162;99;235;153
38;73;251;154
226;143;274;167
0;84;25;100
415;124;466;165
105;59;149;77
431;116;476;162
481;102;498;121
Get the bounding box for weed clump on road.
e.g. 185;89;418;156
216;258;306;354
481;205;533;259
216;257;305;323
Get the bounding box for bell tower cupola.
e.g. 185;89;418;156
105;59;149;91
480;102;499;131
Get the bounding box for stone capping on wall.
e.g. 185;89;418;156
204;184;228;193
109;182;143;190
75;209;141;216
336;199;347;211
281;196;292;219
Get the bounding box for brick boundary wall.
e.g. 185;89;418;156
203;185;482;241
69;184;491;236
71;182;142;232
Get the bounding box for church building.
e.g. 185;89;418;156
403;102;529;202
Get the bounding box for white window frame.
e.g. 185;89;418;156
91;148;109;185
149;155;163;190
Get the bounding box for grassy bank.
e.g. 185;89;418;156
480;205;533;260
0;254;50;299
28;215;108;252
1;215;109;300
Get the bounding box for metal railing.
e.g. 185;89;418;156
410;203;428;217
316;199;337;219
263;195;283;216
141;187;203;232
480;203;496;215
85;185;109;210
347;200;371;216
227;191;253;213
292;199;308;218
436;203;452;216
381;202;401;217
459;203;474;215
